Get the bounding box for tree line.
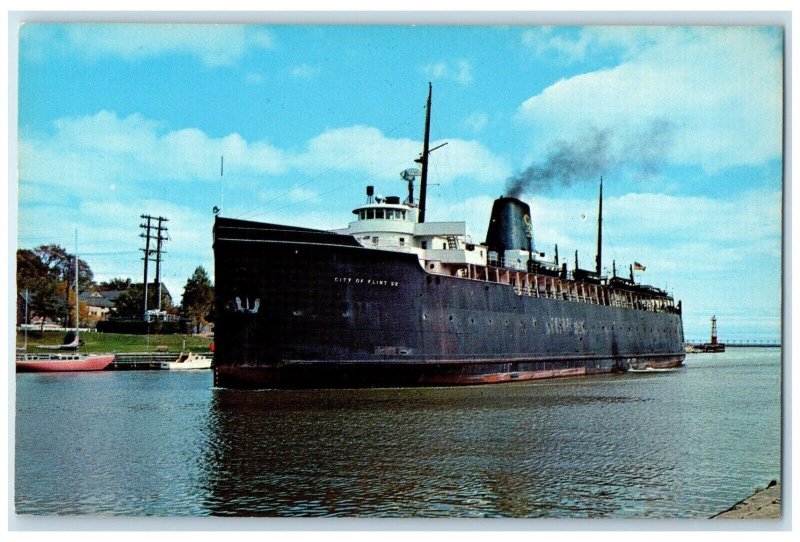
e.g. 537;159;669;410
17;244;215;333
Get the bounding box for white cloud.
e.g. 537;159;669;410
427;139;511;184
42;24;275;66
421;59;473;85
426;194;496;243
290;125;511;185
529;188;780;262
522;26;672;64
424;61;448;79
291;64;320;79
244;72;265;85
257;187;320;205
291;125;417;180
517;27;783;173
522;27;593;63
608;190;781;247
454;60;473;85
19;110;287;189
463;112;489;134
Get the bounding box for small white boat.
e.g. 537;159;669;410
160;351;212;370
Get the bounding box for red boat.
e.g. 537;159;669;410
16;233;116;374
16;353;115;373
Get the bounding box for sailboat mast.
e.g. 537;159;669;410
74;230;80;331
418;82;432;223
595;177;603;276
24;288;29;349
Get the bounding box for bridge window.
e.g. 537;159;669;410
375;209;385;219
367;209;375;219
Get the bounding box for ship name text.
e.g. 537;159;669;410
334;276;399;287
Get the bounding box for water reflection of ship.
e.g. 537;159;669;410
200;387;628;516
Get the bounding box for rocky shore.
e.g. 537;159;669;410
711;481;781;519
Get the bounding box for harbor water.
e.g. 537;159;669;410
14;347;781;518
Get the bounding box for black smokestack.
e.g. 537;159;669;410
485;197;533;256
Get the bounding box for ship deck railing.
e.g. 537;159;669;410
447;263;680;315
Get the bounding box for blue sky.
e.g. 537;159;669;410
13;22;784;342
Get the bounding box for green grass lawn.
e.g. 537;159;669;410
16;331;213;354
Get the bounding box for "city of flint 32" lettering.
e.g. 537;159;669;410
334;276;399;287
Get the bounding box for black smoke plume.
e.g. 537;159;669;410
506;121;673;198
506;128;613;198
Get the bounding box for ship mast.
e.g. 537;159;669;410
595;177;603;276
74;229;80;334
416;82;432;223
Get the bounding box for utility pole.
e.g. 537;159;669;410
140;214;169;319
140;215;153;319
154;217;169;311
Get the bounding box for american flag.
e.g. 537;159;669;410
633;262;646;271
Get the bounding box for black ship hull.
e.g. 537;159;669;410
213;218;685;389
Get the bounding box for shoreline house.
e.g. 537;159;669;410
80;290;124;323
18;283;176;328
81;283;174;324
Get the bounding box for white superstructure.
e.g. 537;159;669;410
332;190;489;272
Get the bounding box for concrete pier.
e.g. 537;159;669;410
110;352;213;370
711;481;781;519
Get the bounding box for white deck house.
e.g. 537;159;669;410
332;194;489;277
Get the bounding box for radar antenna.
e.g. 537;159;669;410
400;167;421;205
